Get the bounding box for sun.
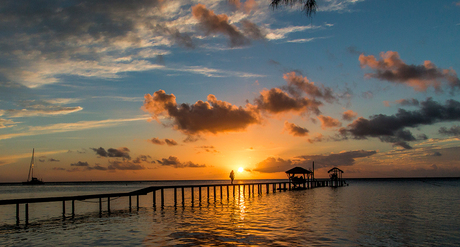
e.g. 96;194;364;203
238;167;244;173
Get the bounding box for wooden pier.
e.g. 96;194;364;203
0;179;343;226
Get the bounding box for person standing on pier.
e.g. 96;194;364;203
229;170;235;184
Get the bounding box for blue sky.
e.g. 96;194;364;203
0;0;459;182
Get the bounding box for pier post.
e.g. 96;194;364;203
72;200;75;218
137;195;139;211
161;188;164;208
233;185;235;197
238;184;241;197
199;186;202;203
191;187;194;205
182;187;185;207
252;184;255;196
273;183;276;193
62;200;65;220
174;188;177;207
108;197;111;215
25;203;29;225
213;186;216;202
153;190;156;208
99;197;102;216
248;184;251;197
227;186;229;200
16;203;19;226
266;184;269;194
220;186;223;201
129;196;132;212
207;186;209;203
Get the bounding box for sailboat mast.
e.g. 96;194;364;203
27;148;34;182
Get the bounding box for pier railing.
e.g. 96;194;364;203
0;179;341;226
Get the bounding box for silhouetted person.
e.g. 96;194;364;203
229;170;235;184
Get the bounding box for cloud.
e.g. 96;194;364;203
108;160;145;170
149;137;165;145
165;138;178;146
196;145;220;154
282;72;336;103
91;147;131;160
0;116;150;141
295;150;377;169
439;125;460;136
341;98;460;148
3;107;83;118
283;121;309;137
342;110;358;121
48;158;60;162
157;156;206;168
307;133;324;143
71;161;90;167
359;51;460;92
253;150;377;173
318;115;342;129
385;98;420;107
192;4;249;47
253;157;294;173
0;118;18;128
254;88;322;115
143;90;261;135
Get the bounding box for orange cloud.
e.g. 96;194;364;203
143;90;261;135
342;110;358;121
359;51;460;92
192;4;249;47
282;72;336;103
318;115;342;129
283;121;309;137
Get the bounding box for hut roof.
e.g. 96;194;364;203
327;167;344;173
285;167;312;174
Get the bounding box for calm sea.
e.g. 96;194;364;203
0;178;459;246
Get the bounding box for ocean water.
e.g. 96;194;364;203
0;178;459;246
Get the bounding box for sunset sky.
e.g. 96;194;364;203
1;0;459;182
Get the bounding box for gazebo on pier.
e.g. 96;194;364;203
328;167;344;187
285;167;313;189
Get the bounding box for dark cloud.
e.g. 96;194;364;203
165;139;178;146
341;98;460;149
360;51;460;92
430;152;442;157
91;147;131;159
48;158;60;162
253;157;294;173
143;90;261;135
255;88;322;115
241;19;265;40
342;110;358;121
153;24;195;49
149;137;165;145
108;160;144;170
283;121;309;137
318;115;342;129
157;156;206;168
295;150;377;169
133;155;152;164
71;161;89;167
192;4;249;47
253;150;377;173
439;125;460;136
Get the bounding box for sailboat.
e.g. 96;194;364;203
22;148;45;185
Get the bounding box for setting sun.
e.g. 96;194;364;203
238;167;244;173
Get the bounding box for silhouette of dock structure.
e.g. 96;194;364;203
1;172;345;226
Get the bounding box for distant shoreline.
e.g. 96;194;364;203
1;177;459;186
